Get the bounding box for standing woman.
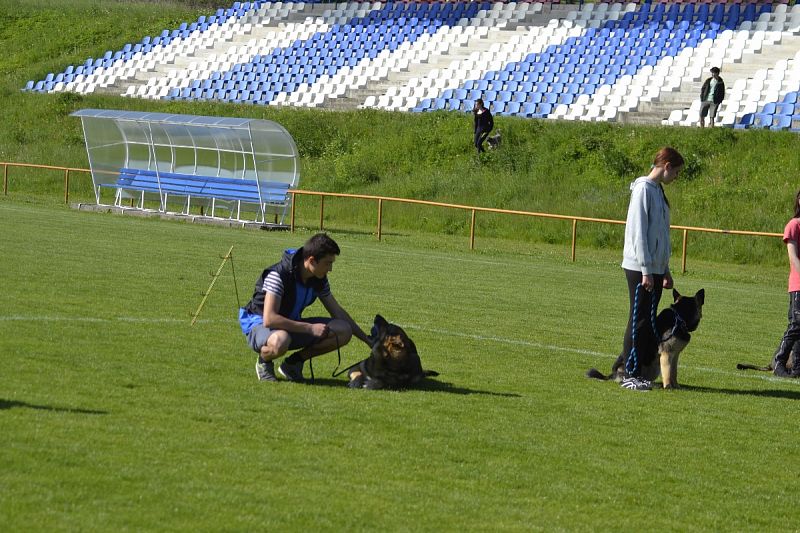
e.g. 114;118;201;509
770;189;800;378
473;98;494;154
616;147;685;390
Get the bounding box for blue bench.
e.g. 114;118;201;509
103;167;292;224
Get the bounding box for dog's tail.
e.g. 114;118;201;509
736;362;773;372
586;368;612;380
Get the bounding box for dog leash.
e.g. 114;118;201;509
306;331;361;383
626;283;659;376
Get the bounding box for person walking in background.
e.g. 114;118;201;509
699;67;725;128
770;190;800;378
238;233;372;383
473;98;494;154
616;147;685;391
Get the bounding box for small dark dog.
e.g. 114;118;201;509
348;315;438;390
486;130;501;150
587;288;705;389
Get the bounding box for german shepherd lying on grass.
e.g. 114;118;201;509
348;315;438;390
587;288;705;389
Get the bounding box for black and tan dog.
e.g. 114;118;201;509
587;288;705;389
348;315;438;390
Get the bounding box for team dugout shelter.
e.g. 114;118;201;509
72;109;299;225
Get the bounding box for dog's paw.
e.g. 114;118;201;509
348;375;366;389
364;378;384;390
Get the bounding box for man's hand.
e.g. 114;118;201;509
663;272;674;290
309;322;330;338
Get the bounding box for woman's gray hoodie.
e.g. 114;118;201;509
621;177;671;276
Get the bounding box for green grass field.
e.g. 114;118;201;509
2;201;798;531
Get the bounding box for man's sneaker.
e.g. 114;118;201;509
279;359;306;383
255;359;278;382
620;376;652;391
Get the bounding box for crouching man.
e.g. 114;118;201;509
239;233;371;382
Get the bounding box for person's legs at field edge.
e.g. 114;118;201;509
772;292;800;377
699;102;710;128
474;130;489;153
619;268;664;378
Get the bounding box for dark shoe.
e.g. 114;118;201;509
774;363;791;378
278;359;306;383
255;359;277;382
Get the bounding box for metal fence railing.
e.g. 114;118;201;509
2;160;783;273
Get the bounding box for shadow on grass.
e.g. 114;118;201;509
0;398;108;415
304;378;521;397
678;385;800;400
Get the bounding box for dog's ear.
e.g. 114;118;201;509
372;314;389;339
695;289;705;306
672;288;681;302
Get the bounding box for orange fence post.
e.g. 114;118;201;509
290;191;296;232
469;209;476;250
571;219;578;262
64;169;70;204
3;163;7;195
319;195;325;231
377;198;383;241
681;228;688;274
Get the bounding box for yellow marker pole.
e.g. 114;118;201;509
191;245;234;326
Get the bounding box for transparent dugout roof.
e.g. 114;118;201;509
71;109;299;202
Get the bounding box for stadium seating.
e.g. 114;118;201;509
22;1;800;131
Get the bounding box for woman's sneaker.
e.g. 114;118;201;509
255;359;278;382
620;376;652;391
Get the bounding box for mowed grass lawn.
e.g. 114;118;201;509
2;201;798;531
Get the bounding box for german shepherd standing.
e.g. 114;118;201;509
587;288;705;389
348;315;438;390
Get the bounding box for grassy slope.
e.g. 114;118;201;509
1;203;798;531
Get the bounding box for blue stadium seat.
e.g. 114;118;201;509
521;102;537;118
752;113;773;129
558;94;574;106
783;92;798;105
527;92;543;105
776;103;795;116
734;113;753;130
770;115;792;131
791;115;800;133
762;102;777;115
535;103;553;117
